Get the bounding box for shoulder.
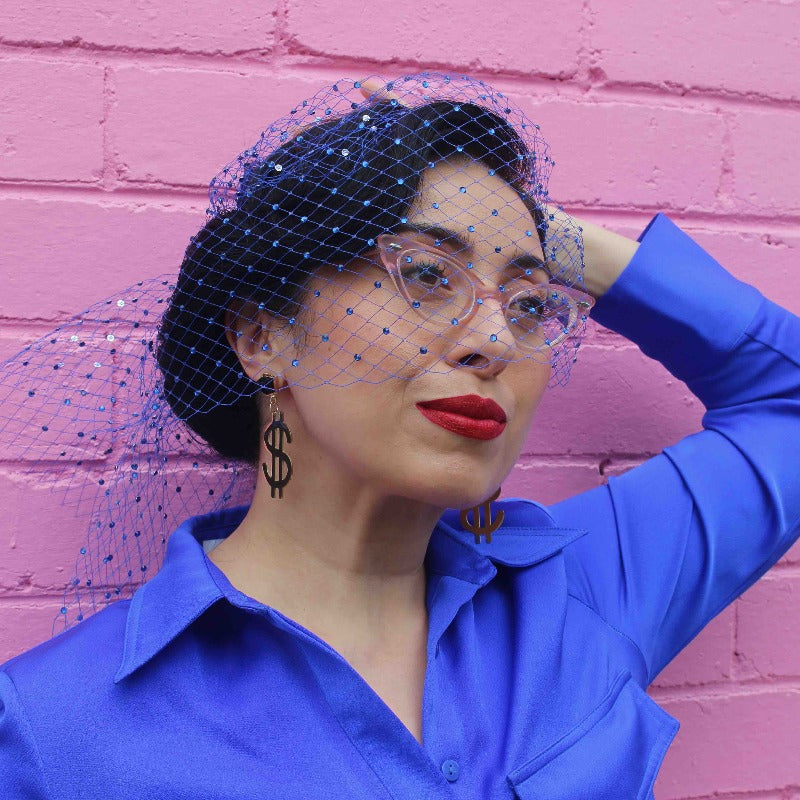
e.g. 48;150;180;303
1;600;131;722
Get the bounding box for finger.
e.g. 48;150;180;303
358;77;408;106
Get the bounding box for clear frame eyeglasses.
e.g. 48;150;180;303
375;233;595;353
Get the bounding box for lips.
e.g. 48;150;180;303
416;394;508;440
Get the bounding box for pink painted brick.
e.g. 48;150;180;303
0;385;117;464
731;109;800;215
735;576;800;678
511;98;726;209
651;604;734;688
608;220;800;319
0;602;67;663
109;68;322;186
687;227;800;317
654;690;800;798
591;0;800;101
0;469;90;592
0;199;202;320
286;0;583;76
0;459;251;590
503;460;601;505
0;456;254;666
0;60;103;182
594;456;645;481
779;537;800;567
526;342;705;456
0;327;44;363
1;0;277;54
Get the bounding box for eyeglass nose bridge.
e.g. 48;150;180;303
471;279;519;309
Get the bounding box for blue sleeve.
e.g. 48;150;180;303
0;671;51;797
549;213;800;684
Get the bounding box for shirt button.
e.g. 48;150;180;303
441;759;460;782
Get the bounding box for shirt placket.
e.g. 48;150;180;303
264;570;495;798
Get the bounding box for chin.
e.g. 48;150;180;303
407;470;507;512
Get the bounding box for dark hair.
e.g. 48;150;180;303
156;99;545;465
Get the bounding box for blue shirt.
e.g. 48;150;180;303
2;214;799;799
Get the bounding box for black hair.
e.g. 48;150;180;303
156;99;545;465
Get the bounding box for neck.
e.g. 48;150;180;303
207;449;442;649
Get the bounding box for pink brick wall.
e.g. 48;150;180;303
1;3;799;796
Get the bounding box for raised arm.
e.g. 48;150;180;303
548;213;800;684
545;205;640;298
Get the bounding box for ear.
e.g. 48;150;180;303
224;299;293;383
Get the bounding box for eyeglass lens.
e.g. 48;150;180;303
395;247;578;350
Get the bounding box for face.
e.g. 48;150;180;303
243;158;554;510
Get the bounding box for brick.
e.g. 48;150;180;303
736;576;800;678
510;98;725;209
731;109;800;215
519;219;800;458
0;459;252;589
608;221;800;317
109;68;322;186
0;198;202;320
0;469;93;591
0;454;251;657
0;0;278;54
0;601;67;664
502;460;601;506
779;537;800;567
591;0;800;101
0;376;117;463
626;222;800;311
286;0;583;76
0;328;44;363
607;222;800;318
687;227;800;318
652;605;734;688
0;60;103;182
653;690;800;797
524;341;705;456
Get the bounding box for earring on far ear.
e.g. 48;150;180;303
257;373;293;499
460;487;504;544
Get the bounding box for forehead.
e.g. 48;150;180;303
406;158;543;260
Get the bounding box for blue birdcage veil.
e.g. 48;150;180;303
0;72;590;636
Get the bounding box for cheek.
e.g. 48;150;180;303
287;273;440;388
291;381;406;479
509;364;550;436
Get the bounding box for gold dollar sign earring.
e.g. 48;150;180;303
460;487;504;544
258;373;293;498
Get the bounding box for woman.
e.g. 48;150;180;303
1;73;797;798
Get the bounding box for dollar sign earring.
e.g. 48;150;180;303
460;487;504;544
258;374;293;499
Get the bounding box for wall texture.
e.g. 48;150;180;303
1;2;799;797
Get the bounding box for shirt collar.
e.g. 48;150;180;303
115;499;586;683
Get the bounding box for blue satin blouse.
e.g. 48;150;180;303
2;214;799;799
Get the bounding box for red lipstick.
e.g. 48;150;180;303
416;394;508;441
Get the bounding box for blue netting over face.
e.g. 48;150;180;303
0;72;591;635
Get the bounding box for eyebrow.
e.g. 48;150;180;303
394;222;551;276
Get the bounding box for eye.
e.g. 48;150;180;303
510;294;547;329
397;250;462;301
508;286;574;332
402;260;448;288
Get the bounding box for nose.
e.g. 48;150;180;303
440;294;519;377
